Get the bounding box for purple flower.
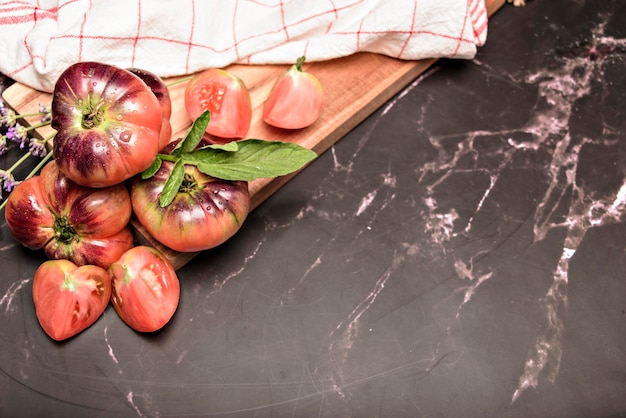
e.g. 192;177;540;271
39;104;52;123
29;139;48;157
6;125;28;148
0;106;16;128
0;170;17;192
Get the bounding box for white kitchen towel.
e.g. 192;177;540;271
0;0;488;92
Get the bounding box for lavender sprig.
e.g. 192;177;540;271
0;100;53;209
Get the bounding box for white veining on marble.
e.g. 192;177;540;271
510;22;625;403
355;190;377;216
0;277;29;314
126;391;146;417
328;250;404;395
103;325;119;365
318;11;625;408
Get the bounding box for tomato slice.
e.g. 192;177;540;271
184;69;252;140
32;260;111;341
109;246;180;333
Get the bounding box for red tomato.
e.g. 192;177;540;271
4;160;134;269
51;62;163;187
184;68;252;140
109;246;180;333
131;159;250;252
263;56;323;129
128;67;173;150
32;259;111;341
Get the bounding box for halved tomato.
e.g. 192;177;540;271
32;259;111;341
109;246;180;333
184;68;252;140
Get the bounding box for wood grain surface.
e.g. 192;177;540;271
2;0;505;269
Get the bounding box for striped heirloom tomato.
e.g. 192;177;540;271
51;62;163;187
4;160;134;269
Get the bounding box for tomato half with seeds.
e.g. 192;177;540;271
4;160;134;269
32;259;111;341
131;160;250;253
184;68;252;140
51;61;163;187
109;246;180;333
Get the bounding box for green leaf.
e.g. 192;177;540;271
141;156;162;179
193;139;317;181
159;159;184;207
199;141;240;152
173;110;211;155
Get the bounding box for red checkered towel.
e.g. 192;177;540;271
0;0;488;92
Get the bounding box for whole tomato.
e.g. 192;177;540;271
109;246;180;333
131;159;250;253
4;160;134;269
128;67;173;150
184;68;252;140
263;56;323;129
32;259;111;341
51;61;163;187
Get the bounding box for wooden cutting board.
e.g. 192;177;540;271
2;0;504;269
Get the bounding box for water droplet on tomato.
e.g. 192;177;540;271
119;131;132;142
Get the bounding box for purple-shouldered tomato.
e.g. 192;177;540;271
128;67;173;150
131;158;250;253
109;246;180;333
32;259;111;341
4;160;134;269
51;61;163;187
262;56;323;129
184;68;252;140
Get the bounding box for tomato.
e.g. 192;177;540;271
263;56;323;129
109;246;180;333
32;259;111;341
4;160;134;269
51;61;163;187
184;68;252;140
128;67;173;150
131;159;250;252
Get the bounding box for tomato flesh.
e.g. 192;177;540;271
184;69;252;140
109;246;180;333
32;259;111;341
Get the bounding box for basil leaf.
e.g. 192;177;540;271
141;156;162;179
159;159;185;207
173;110;211;155
193;139;317;181
199;141;240;152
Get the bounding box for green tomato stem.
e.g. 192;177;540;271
295;56;306;72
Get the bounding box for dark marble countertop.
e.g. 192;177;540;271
1;1;624;417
